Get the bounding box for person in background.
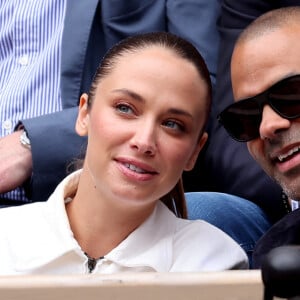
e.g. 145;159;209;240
218;6;300;268
0;32;248;274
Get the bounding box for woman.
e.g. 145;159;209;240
0;32;248;274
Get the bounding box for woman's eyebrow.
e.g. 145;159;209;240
167;108;193;119
112;88;193;119
112;88;145;103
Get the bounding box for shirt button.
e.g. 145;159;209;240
19;55;29;66
3;119;12;131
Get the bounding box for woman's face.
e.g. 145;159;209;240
76;46;208;210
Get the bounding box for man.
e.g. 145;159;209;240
218;6;300;268
0;0;221;205
201;0;300;224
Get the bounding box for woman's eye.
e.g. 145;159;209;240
116;103;134;115
163;120;185;132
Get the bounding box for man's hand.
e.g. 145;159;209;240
0;131;33;193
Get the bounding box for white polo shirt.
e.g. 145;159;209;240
0;171;248;275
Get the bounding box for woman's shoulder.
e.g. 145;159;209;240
173;216;237;248
171;217;249;271
0;202;48;236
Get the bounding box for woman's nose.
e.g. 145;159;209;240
129;121;157;156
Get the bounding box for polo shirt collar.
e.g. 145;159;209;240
14;171;179;273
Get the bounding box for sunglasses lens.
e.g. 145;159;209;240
220;100;261;142
270;76;300;118
220;75;300;142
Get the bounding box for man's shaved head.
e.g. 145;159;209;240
236;6;300;47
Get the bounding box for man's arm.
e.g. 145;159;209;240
0;131;32;194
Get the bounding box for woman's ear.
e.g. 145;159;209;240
75;93;89;136
184;132;208;171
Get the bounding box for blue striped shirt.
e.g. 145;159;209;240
0;0;66;201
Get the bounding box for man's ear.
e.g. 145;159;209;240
184;132;208;171
75;93;89;136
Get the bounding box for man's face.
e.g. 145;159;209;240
231;25;300;199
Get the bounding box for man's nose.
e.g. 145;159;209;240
259;105;291;140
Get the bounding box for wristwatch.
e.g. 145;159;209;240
20;130;31;149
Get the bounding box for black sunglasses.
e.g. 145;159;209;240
218;74;300;142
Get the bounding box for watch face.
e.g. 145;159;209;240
20;130;31;149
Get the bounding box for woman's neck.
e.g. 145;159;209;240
65;173;155;258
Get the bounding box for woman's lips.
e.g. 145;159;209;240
115;158;159;181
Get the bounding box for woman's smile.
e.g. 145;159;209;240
115;158;159;182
